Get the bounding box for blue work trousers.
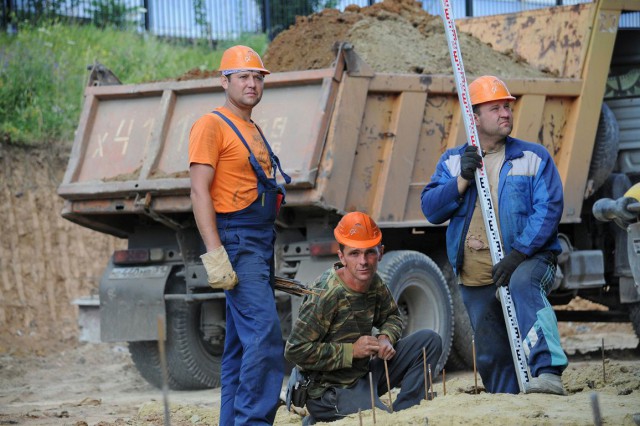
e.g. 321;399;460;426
217;201;284;425
460;251;568;394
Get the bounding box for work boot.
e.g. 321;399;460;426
525;373;566;395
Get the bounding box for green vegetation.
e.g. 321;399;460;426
0;23;268;146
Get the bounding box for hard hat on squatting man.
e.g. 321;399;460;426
334;212;382;249
469;75;516;106
218;45;270;76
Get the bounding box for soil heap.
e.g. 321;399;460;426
263;0;549;78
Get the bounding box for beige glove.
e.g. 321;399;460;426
200;246;238;290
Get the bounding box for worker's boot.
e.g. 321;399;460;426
525;373;566;395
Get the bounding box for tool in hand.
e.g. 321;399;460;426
384;359;393;412
274;275;320;297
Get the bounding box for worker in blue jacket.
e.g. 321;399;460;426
421;76;568;395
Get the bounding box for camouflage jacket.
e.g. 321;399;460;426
284;263;403;399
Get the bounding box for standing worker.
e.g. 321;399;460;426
189;45;290;424
285;212;442;423
420;76;568;395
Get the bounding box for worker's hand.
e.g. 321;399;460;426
200;246;238;290
376;335;396;361
492;249;527;287
353;335;380;359
460;145;483;181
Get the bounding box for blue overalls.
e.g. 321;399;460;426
212;111;291;425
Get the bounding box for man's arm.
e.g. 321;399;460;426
421;150;468;224
511;149;564;256
285;296;350;371
285;279;364;372
190;163;221;252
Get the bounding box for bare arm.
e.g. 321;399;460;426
190;163;221;252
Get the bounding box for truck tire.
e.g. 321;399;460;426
629;302;640;340
447;274;474;370
434;260;473;371
377;250;453;374
129;276;222;390
588;102;620;195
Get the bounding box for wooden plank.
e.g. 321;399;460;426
140;90;176;180
369;74;455;93
60;95;98;187
556;6;621;222
374;91;428;222
316;73;372;212
58;177;191;201
457;3;594;79
84;68;335;97
512;94;546;143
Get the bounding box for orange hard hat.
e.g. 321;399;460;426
334;212;382;249
469;75;515;105
218;45;270;75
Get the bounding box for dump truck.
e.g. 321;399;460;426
59;0;640;390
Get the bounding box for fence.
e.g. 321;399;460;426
2;0;639;41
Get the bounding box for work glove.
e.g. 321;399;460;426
492;249;527;287
200;246;238;290
460;145;483;181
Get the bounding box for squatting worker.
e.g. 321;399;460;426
421;76;568;395
285;212;442;424
188;45;291;424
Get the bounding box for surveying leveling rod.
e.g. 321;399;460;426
438;0;531;392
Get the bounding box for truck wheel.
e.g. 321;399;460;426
129;277;222;390
629;302;640;340
377;250;453;374
447;272;474;370
588;102;620;195
434;260;474;371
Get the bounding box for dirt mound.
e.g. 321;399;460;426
263;0;548;78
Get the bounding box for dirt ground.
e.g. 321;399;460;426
1;143;638;426
0;323;638;426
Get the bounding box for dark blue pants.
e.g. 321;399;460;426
306;329;442;423
218;215;284;425
460;251;568;394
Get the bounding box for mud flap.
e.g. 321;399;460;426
99;259;171;342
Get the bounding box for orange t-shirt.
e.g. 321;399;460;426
188;107;273;213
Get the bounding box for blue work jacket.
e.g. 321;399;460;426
420;136;563;275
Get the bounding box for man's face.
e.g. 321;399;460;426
337;244;383;285
474;100;513;140
221;71;265;109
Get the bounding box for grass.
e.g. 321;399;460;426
0;23;268;146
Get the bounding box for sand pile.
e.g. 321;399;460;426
263;0;549;78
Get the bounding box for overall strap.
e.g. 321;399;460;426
212;111;291;184
254;124;291;184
